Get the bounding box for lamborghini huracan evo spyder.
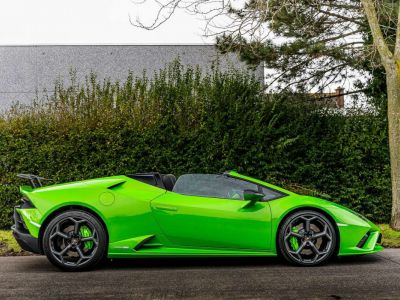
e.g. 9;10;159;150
12;171;383;271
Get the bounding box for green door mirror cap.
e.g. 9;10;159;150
243;189;265;202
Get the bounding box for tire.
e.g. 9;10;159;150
42;210;107;271
278;210;337;266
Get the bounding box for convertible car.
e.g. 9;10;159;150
12;171;383;271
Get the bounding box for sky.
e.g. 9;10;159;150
0;0;361;98
0;0;212;44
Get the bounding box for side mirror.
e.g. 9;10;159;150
243;189;265;202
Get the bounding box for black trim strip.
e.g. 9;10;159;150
20;197;35;209
107;181;126;190
377;233;382;244
127;173;166;189
357;232;370;248
134;235;155;251
17;174;52;188
11;225;41;254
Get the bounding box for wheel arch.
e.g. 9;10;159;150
38;204;109;254
275;206;340;256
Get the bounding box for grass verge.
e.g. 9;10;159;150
0;230;30;256
378;224;400;248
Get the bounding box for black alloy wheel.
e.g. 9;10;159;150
43;210;107;271
278;210;337;266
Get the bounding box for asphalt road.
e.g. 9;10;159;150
0;250;399;300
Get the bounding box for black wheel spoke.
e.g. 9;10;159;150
81;237;94;242
309;241;321;255
74;223;79;234
50;224;69;239
53;244;71;257
304;218;311;232
313;224;332;241
312;232;325;239
72;218;82;234
49;216;99;267
283;212;334;265
285;231;303;240
76;246;86;259
296;241;307;255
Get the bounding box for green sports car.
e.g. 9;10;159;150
12;171;383;271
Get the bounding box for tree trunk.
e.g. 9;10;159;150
361;0;400;230
386;62;400;230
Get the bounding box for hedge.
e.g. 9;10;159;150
0;60;391;228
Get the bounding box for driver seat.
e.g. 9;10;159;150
162;174;176;191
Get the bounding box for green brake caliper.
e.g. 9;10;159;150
80;226;93;250
289;226;300;251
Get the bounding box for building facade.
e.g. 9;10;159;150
0;45;264;110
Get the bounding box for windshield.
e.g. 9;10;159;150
172;174;259;200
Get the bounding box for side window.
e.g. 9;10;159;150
173;174;259;200
261;186;285;201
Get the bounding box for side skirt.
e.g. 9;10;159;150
108;246;276;258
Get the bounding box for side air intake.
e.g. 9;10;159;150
357;232;370;248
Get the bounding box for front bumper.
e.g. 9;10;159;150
339;229;384;256
11;207;42;254
336;215;384;255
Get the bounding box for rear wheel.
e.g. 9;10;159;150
42;210;107;271
278;210;337;266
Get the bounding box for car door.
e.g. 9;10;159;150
150;174;273;251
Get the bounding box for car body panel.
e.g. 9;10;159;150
151;191;272;250
19;176;167;245
12;171;383;258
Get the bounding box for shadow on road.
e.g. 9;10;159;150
100;254;382;271
9;253;383;273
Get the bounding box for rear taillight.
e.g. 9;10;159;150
13;208;29;233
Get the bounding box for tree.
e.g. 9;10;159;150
361;0;400;230
133;0;400;230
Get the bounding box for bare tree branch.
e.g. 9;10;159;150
361;0;393;67
394;1;400;59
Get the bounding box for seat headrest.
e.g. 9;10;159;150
162;174;176;191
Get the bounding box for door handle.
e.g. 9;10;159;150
154;205;178;212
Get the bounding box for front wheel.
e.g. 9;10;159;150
278;210;337;266
42;210;107;271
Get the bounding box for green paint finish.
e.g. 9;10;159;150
16;208;42;238
289;226;299;251
15;172;383;259
80;226;93;250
